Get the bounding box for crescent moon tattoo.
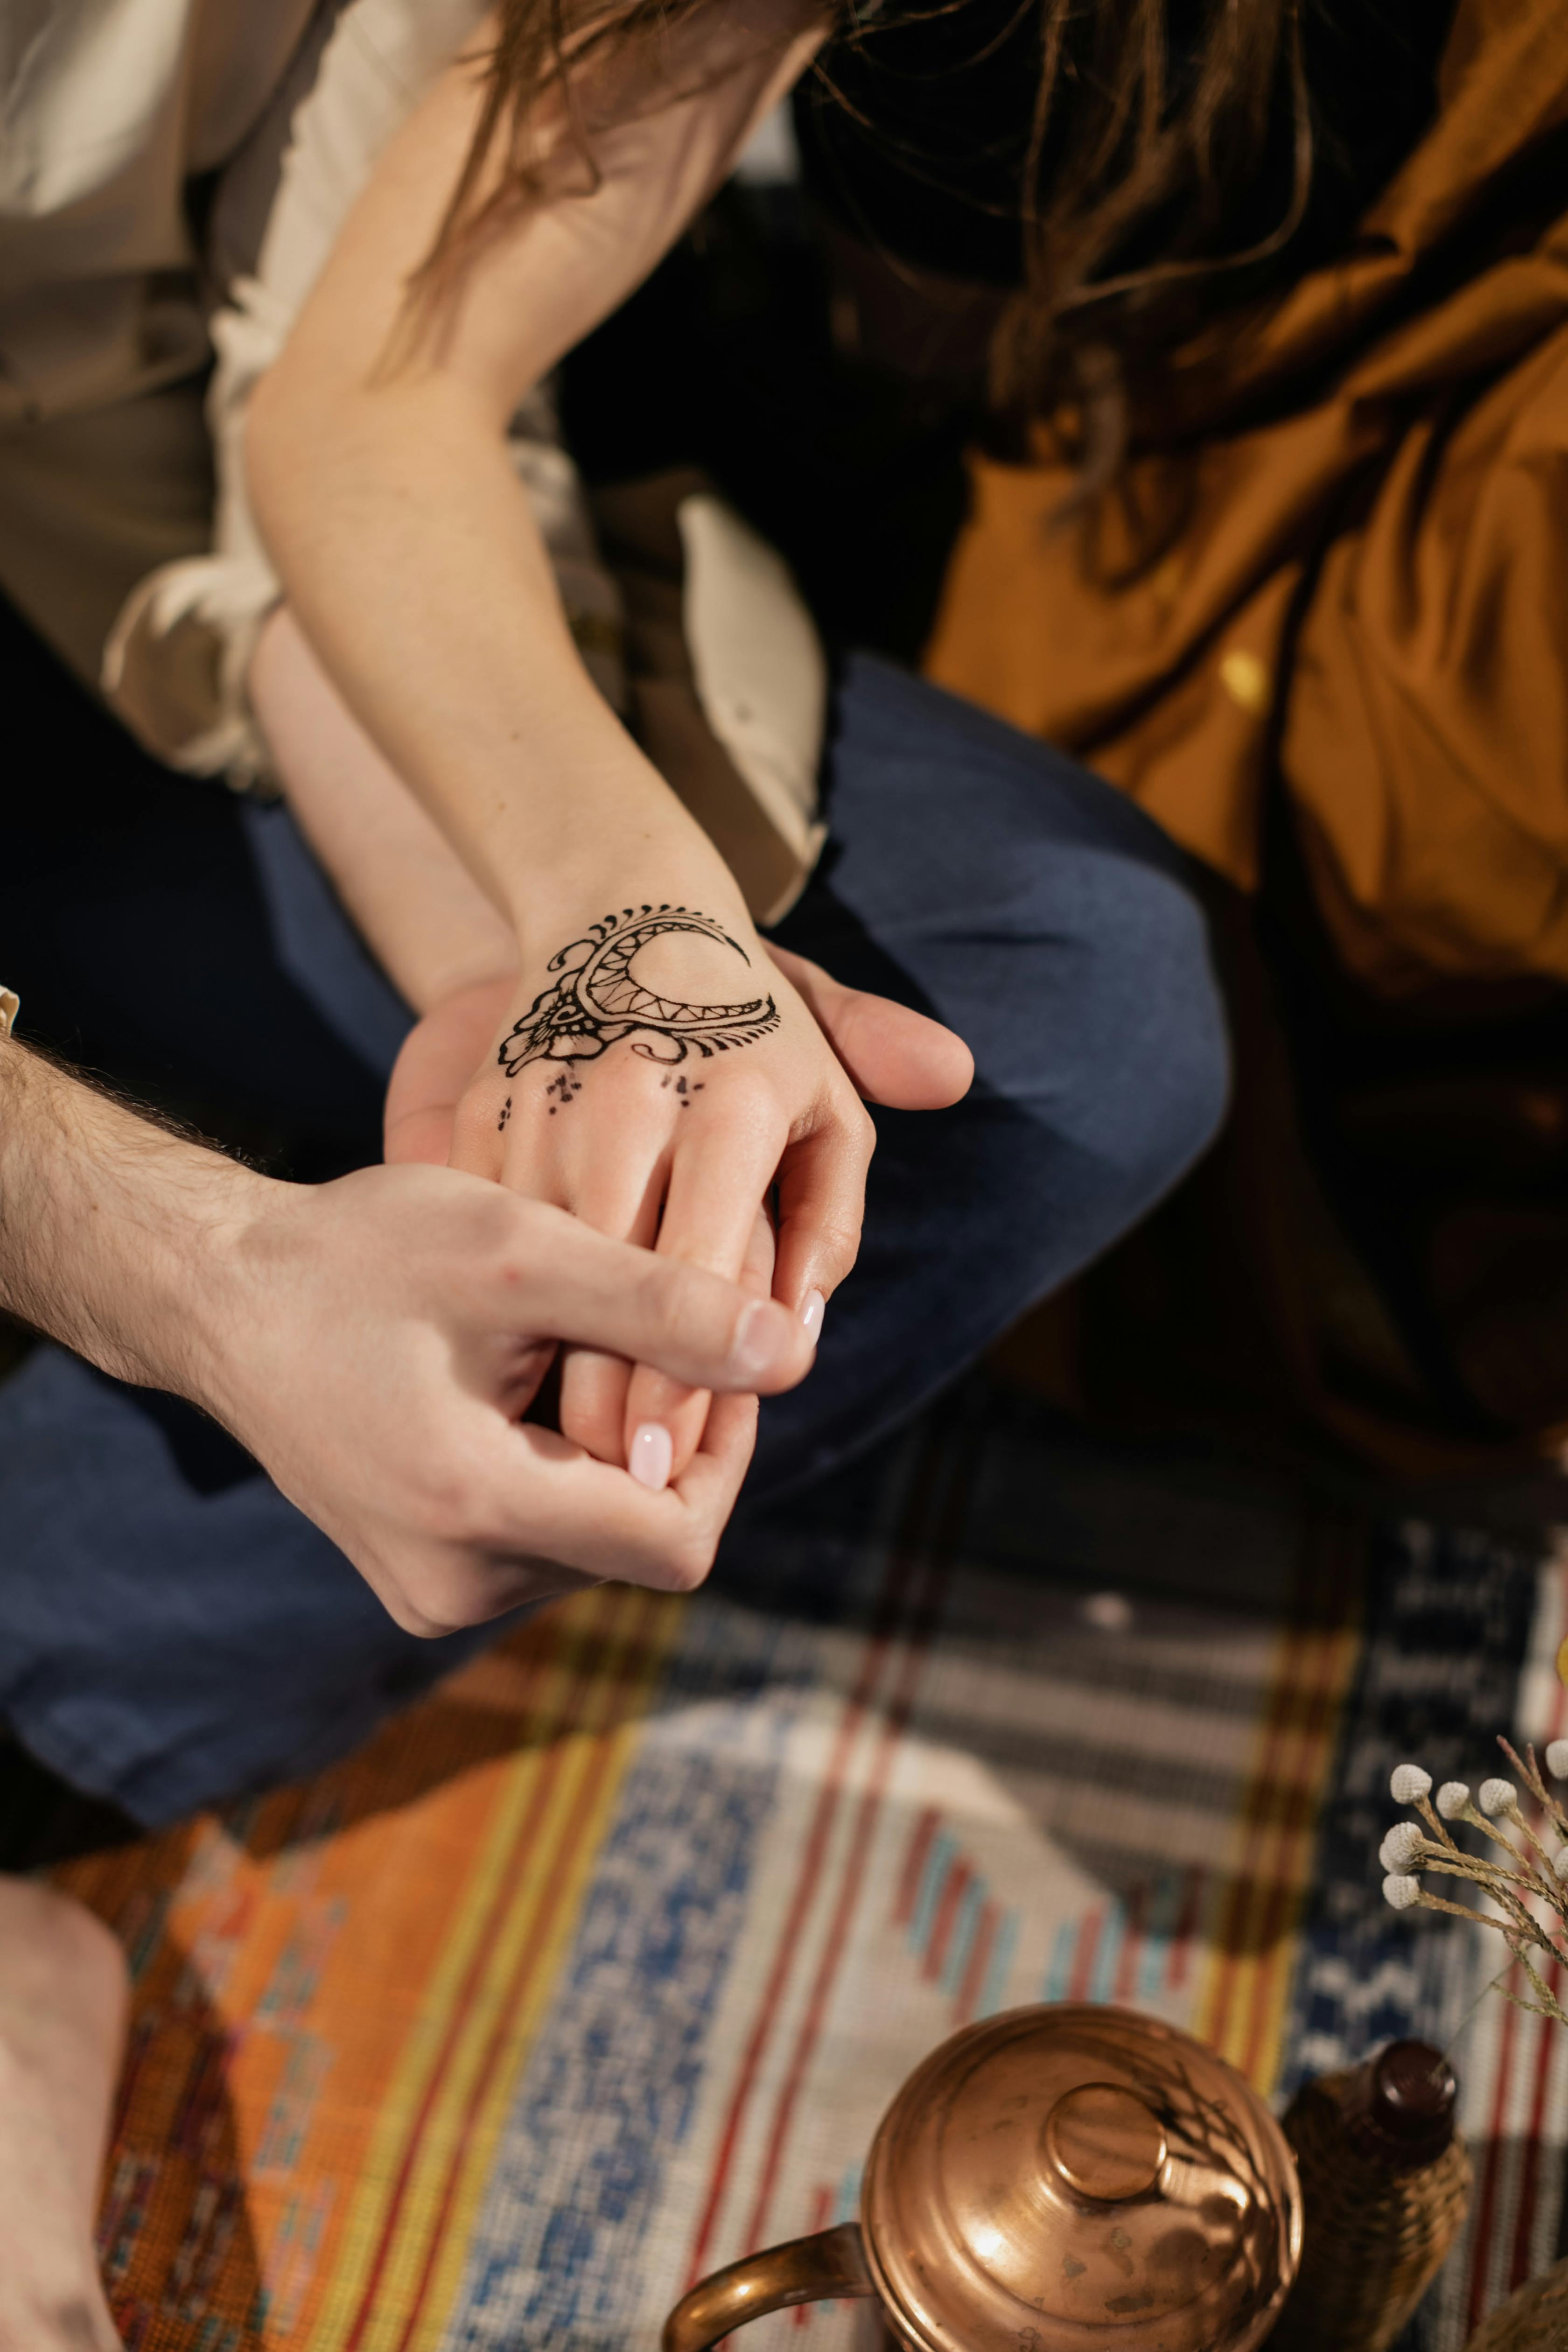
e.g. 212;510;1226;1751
497;905;781;1074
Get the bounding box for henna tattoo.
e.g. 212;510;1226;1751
544;1071;582;1114
497;1095;512;1133
498;906;780;1076
661;1076;705;1109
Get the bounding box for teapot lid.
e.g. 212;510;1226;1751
860;2004;1301;2352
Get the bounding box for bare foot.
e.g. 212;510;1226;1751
0;1879;126;2352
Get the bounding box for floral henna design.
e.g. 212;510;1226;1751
498;906;780;1075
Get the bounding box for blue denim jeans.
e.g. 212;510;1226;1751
0;628;1226;1824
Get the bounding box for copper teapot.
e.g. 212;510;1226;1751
664;2004;1302;2352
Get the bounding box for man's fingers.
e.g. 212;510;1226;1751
492;1200;815;1396
673;1387;760;1522
767;945;973;1110
740;1200;778;1297
474;1403;758;1596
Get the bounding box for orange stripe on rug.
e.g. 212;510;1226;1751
61;1582;685;2352
308;1584;679;2352
392;1589;679;2352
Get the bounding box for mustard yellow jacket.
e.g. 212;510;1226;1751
927;0;1568;1000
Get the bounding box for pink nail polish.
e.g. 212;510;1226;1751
800;1289;826;1342
630;1422;673;1491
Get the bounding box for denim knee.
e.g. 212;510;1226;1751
1075;859;1231;1221
979;844;1230;1241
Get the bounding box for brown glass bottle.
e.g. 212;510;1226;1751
1271;2039;1472;2352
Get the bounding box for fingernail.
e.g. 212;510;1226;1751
731;1298;794;1386
629;1423;673;1491
800;1289;826;1343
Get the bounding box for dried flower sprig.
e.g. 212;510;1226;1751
1380;1736;1568;2031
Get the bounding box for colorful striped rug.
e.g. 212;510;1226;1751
49;1381;1564;2351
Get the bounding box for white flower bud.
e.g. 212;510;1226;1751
1436;1781;1471;1819
1383;1874;1421;1911
1547;1740;1568;1780
1479;1778;1516;1817
1391;1764;1432;1805
1380;1823;1425;1871
1553;1848;1568;1883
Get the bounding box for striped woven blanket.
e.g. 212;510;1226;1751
52;1381;1566;2350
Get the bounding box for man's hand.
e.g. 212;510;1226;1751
214;1165;813;1633
0;1042;814;1637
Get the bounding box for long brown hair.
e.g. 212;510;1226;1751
416;0;1313;443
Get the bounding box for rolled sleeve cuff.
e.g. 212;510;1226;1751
100;548;282;791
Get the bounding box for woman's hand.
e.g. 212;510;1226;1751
387;914;972;1484
449;893;873;1485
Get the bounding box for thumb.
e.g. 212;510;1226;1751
768;945;973;1110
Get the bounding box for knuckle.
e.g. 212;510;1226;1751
622;1518;720;1596
390;1564;476;1638
710;1064;782;1131
660;1526;720;1595
630;1251;691;1330
814;1214;864;1277
392;1525;517;1632
450;1086;502;1159
403;1454;497;1554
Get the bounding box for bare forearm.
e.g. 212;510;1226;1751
245;1;825;954
248;383;729;954
0;1039;263;1402
250;603;518;1014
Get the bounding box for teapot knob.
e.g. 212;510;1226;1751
1043;2082;1168;2203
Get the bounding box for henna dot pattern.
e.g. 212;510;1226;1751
543;1071;583;1114
497;1096;512;1134
498;907;780;1074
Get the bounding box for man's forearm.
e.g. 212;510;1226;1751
0;1039;263;1403
250;604;518;1016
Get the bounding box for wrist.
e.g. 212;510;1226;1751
491;750;754;960
505;842;759;977
161;1164;289;1430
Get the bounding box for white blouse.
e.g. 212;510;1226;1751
0;0;321;426
3;0;826;929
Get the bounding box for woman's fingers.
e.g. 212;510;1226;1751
621;1102;785;1482
552;1138;669;1464
766;945;973;1110
622;1217;774;1491
770;1112;873;1326
464;1398;759;1600
386;973;518;1167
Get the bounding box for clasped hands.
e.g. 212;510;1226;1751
370;916;971;1619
